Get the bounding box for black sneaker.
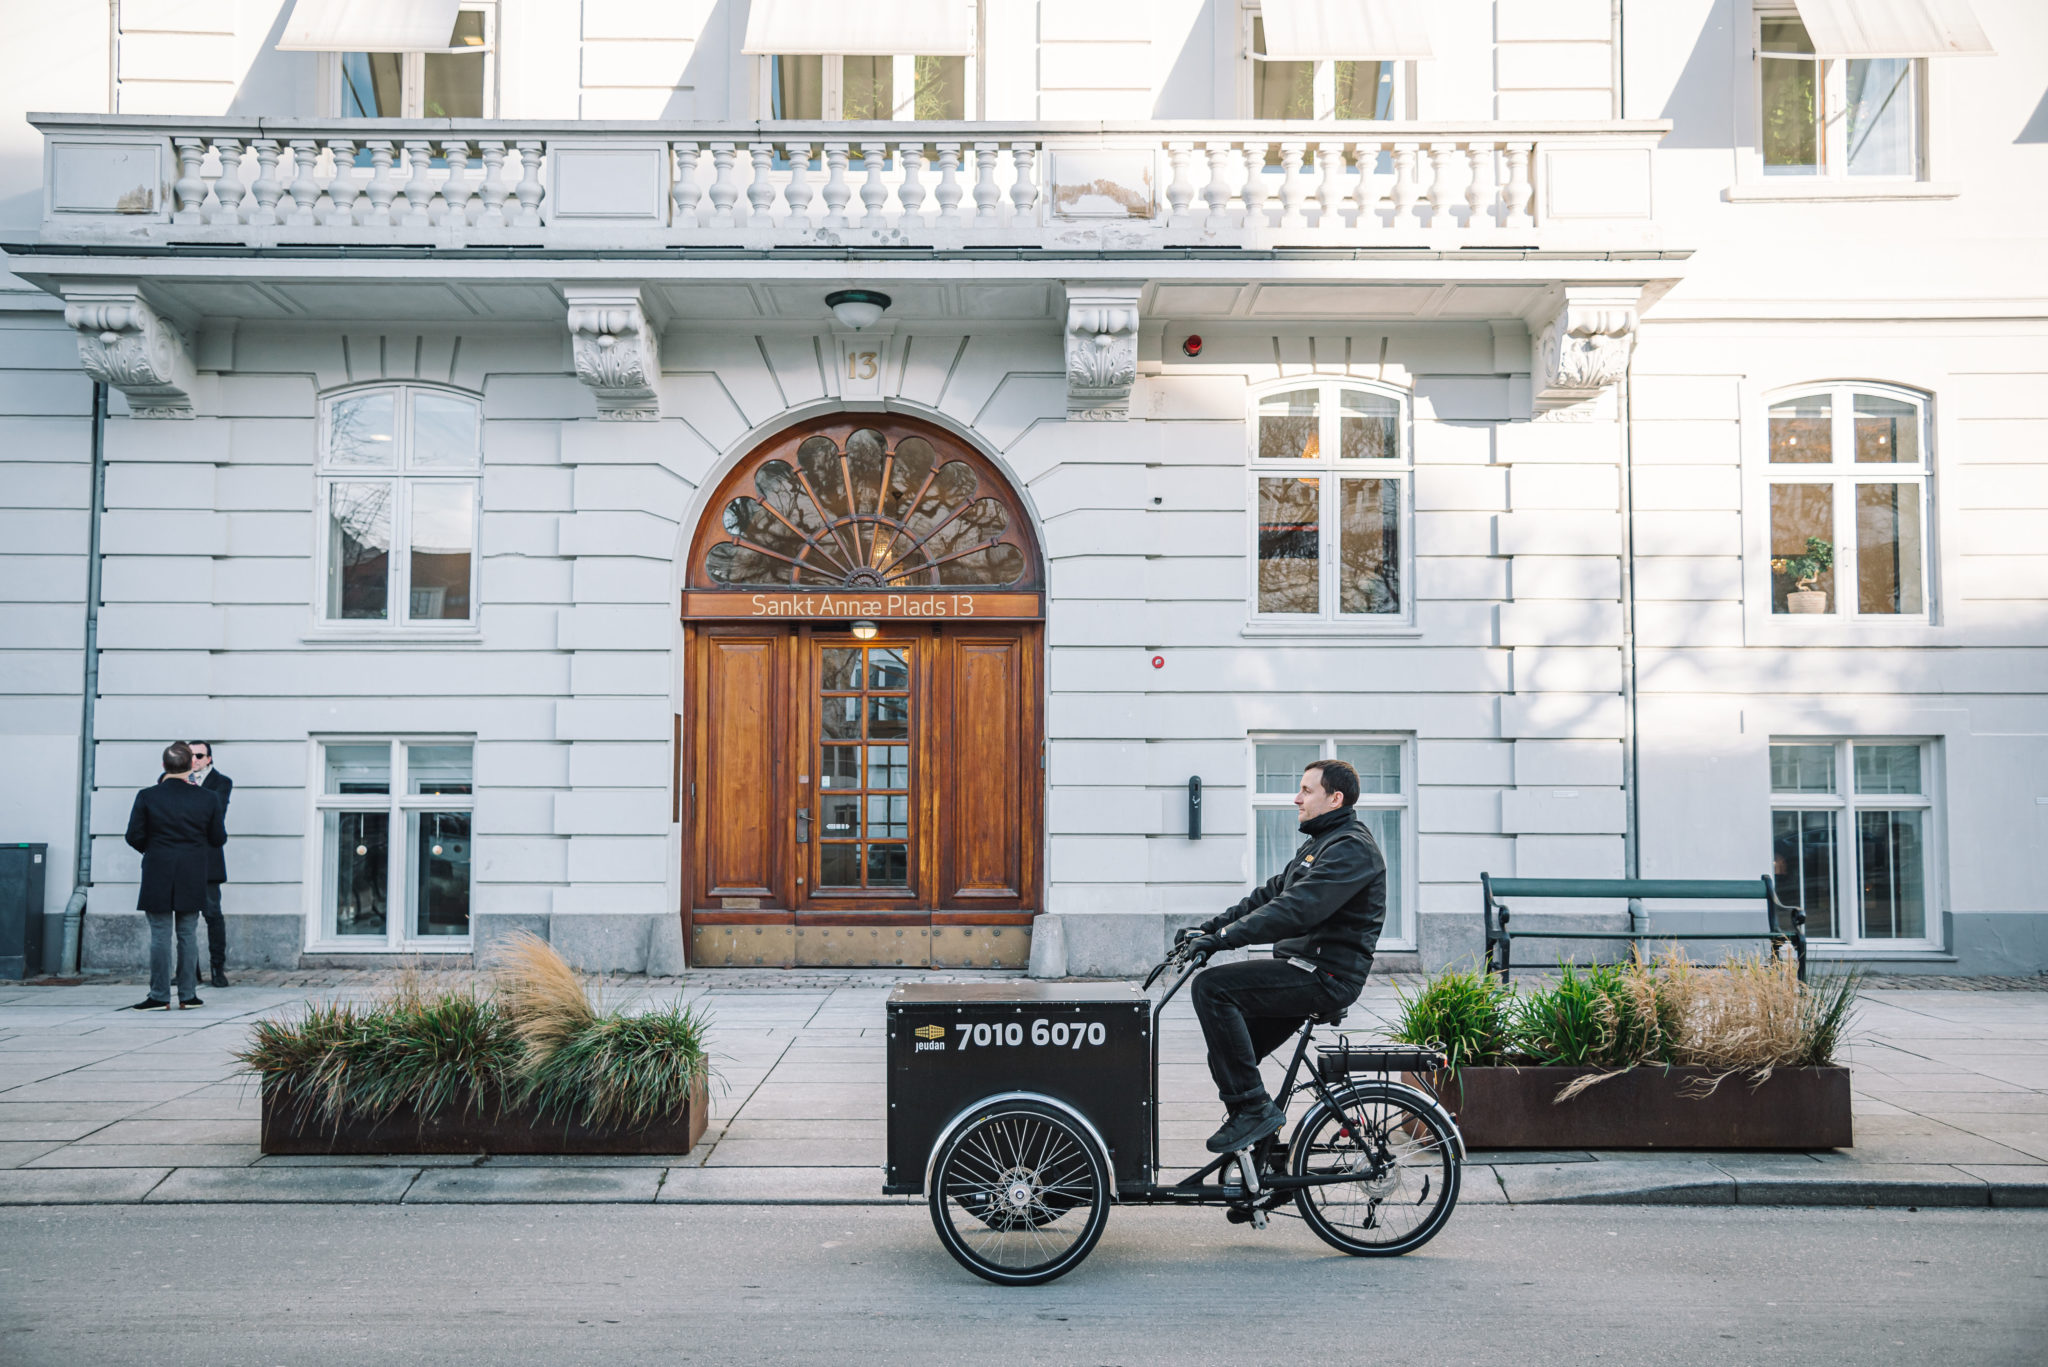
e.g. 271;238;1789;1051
178;996;204;1009
130;998;170;1011
1206;1100;1286;1154
210;970;230;989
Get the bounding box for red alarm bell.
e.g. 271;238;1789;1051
1181;335;1203;357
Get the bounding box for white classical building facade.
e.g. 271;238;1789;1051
1;0;2043;978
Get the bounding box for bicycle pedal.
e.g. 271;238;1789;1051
1251;1209;1268;1231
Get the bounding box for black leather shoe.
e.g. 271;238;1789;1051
210;970;230;989
178;996;203;1009
1206;1100;1285;1154
129;998;170;1011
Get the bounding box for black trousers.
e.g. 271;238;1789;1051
1191;958;1355;1110
202;882;226;974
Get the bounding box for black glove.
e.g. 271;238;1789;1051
1173;926;1209;949
1184;933;1225;960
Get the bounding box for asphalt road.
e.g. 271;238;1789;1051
2;1203;2042;1366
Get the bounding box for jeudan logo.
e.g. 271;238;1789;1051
914;1024;946;1053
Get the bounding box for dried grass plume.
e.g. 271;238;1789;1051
489;931;598;1061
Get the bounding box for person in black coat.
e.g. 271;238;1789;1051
187;741;232;988
1179;758;1388;1155
124;741;227;1009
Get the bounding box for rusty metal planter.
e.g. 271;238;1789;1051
260;1074;710;1156
1430;1066;1852;1150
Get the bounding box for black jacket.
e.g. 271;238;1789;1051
196;768;232;882
125;777;227;914
1201;806;1386;994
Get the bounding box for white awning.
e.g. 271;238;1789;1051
740;0;975;57
1791;0;1994;56
276;0;464;52
1256;0;1434;61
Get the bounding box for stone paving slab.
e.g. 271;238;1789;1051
1494;1158;1738;1205
0;1167;170;1203
656;1166;915;1205
147;1166;419;1203
405;1167;665;1203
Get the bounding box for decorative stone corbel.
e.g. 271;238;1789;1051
1529;287;1638;413
1064;284;1142;421
62;288;195;418
564;286;660;421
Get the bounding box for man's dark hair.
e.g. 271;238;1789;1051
187;741;212;757
1304;759;1359;808
162;741;194;774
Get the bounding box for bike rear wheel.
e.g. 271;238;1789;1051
1290;1083;1460;1256
928;1100;1110;1286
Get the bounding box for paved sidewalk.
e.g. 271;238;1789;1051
1;972;2043;1209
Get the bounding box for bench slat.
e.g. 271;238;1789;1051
1503;930;1785;941
1486;877;1766;900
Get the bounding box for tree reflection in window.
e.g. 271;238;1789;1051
705;429;1028;588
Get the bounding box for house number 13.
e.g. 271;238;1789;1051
847;351;878;380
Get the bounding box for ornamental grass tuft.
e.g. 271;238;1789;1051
1388;949;1861;1102
1388;966;1513;1071
236;938;713;1133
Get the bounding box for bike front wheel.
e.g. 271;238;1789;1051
1290;1083;1461;1256
928;1099;1110;1286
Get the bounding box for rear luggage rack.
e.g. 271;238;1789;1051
1314;1042;1446;1082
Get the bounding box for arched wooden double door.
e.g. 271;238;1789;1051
680;415;1043;969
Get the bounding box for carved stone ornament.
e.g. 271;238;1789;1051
1064;286;1142;421
62;290;194;418
565;288;660;421
1531;289;1638;413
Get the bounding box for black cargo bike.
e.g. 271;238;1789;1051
885;941;1465;1285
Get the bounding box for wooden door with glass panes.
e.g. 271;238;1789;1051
803;634;919;908
684;620;1042;917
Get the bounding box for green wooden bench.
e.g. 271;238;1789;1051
1480;875;1807;982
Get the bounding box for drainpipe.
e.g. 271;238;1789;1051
1619;373;1641;880
60;381;107;975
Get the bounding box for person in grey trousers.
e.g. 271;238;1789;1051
187;741;232;987
123;741;226;1009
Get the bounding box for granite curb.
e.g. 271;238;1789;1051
1;1160;2040;1208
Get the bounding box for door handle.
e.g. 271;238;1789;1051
796;807;810;844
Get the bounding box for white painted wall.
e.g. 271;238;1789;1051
0;0;2043;971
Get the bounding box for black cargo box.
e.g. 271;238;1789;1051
884;982;1153;1195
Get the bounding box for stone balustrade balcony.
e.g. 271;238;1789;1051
34;115;1670;254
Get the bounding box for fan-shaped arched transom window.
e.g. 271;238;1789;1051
689;418;1041;593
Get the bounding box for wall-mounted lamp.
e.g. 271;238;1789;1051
1187;775;1203;840
826;289;892;331
851;619;880;640
1181;334;1203;357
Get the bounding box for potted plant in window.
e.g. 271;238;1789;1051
1773;537;1833;613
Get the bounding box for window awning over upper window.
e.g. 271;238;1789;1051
740;0;974;56
1255;0;1434;61
276;0;465;52
1790;0;1994;56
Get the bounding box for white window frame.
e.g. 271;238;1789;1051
305;736;476;954
1729;5;1953;200
321;3;498;118
757;52;979;121
1239;3;1410;120
314;382;483;639
1756;381;1935;626
1248;735;1415;951
1768;737;1942;953
1246;378;1415;632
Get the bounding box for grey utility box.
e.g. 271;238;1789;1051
0;844;48;980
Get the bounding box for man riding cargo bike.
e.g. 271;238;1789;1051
884;758;1464;1285
1181;757;1386;1155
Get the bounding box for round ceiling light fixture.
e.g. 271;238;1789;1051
825;289;893;331
850;619;880;640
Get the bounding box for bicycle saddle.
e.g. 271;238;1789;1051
1311;1006;1348;1026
